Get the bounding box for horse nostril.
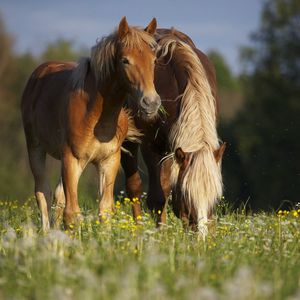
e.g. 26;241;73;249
141;97;150;107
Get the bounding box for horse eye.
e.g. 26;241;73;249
122;57;130;65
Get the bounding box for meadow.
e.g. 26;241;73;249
0;195;299;300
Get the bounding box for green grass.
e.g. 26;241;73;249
0;197;299;300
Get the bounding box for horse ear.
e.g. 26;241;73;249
118;16;129;39
144;18;157;35
214;142;226;163
175;147;186;165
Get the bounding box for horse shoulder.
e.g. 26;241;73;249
65;90;94;156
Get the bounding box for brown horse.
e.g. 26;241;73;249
21;17;160;231
121;28;225;234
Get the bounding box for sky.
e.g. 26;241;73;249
0;0;263;73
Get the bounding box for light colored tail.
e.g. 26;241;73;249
159;37;223;230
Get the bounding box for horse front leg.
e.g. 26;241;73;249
159;158;172;224
96;151;121;222
121;141;142;221
61;145;83;228
141;145;168;227
51;178;65;229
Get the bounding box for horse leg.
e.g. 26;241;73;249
27;146;51;231
51;178;65;229
159;159;172;224
121;141;142;220
141;145;166;227
61;145;83;227
96;151;121;222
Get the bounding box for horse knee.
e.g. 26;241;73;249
126;171;142;198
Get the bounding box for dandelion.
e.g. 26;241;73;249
124;197;131;204
115;201;121;209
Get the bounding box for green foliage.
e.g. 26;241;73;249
41;39;88;61
0;199;299;299
208;50;238;92
208;50;244;120
223;0;300;209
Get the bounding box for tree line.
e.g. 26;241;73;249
0;0;299;210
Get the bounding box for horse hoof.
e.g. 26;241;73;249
63;211;83;230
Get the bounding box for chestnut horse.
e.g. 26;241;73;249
121;28;225;234
21;17;160;230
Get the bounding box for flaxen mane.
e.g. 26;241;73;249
72;27;157;89
90;27;157;84
158;36;223;231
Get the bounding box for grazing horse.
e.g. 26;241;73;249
21;17;160;230
121;28;225;234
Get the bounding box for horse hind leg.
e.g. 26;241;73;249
51;178;65;229
141;145;167;227
121;142;142;221
27;146;52;231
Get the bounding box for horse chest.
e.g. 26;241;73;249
90;137;120;162
71;132;120;163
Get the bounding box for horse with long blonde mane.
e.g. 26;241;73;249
121;28;225;234
21;17;160;230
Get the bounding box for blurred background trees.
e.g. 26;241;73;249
220;0;300;209
0;0;299;210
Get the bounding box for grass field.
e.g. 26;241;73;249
0;196;299;300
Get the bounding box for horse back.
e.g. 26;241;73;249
156;28;219;117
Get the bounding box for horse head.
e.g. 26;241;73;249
172;143;226;229
117;17;161;119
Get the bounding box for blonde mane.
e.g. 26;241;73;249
71;27;157;90
90;27;157;84
158;36;223;233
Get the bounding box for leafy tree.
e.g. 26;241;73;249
41;39;88;61
226;0;300;209
208;50;238;92
208;50;244;120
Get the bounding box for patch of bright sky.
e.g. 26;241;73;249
0;0;263;73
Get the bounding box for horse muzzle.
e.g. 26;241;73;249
139;94;161;119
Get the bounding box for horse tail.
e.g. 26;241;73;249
158;36;223;231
